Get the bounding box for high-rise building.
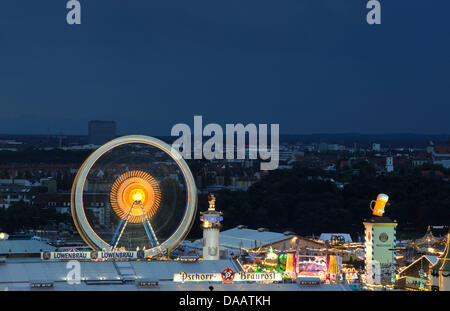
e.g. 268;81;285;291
88;121;116;145
372;143;381;152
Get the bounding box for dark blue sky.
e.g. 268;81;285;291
0;1;449;135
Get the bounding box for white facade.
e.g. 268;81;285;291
364;220;397;285
203;228;220;260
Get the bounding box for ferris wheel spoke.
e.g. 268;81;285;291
111;203;135;250
143;221;158;247
146;221;160;247
110;218;125;247
138;203;160;247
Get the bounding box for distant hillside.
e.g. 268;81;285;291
279;133;450;148
187;166;450;240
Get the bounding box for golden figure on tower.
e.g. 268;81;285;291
208;193;216;211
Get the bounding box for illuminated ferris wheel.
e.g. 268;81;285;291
70;135;197;256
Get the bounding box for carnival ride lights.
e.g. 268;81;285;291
297;255;328;281
341;266;359;282
327;254;343;281
278;252;297;278
246;249;358;283
263;247;279;270
109;170;162;250
251;248;278;273
71;135;197;257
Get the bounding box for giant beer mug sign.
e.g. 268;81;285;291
370;193;389;217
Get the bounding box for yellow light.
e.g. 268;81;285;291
266;247;278;260
110;170;161;224
0;233;5;240
131;189;145;202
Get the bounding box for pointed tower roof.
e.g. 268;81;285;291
415;225;438;247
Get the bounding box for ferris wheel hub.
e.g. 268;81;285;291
110;170;161;224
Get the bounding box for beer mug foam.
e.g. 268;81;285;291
373;193;389;216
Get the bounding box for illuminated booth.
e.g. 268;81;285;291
397;255;438;291
278;252;297;278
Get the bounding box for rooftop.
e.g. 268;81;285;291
319;233;353;243
192;227;321;251
364;216;396;224
0;257;352;291
0;240;56;255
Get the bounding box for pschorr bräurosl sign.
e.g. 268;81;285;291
41;250;145;260
173;268;282;283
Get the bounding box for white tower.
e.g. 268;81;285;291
386;157;394;173
426;141;435;154
200;194;223;260
364;217;397;286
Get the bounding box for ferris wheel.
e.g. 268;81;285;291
70;135;197;257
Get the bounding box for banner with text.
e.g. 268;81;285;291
41;250;145;261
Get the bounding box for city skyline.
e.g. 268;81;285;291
1;1;450;135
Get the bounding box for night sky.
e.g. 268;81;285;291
0;1;449;135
